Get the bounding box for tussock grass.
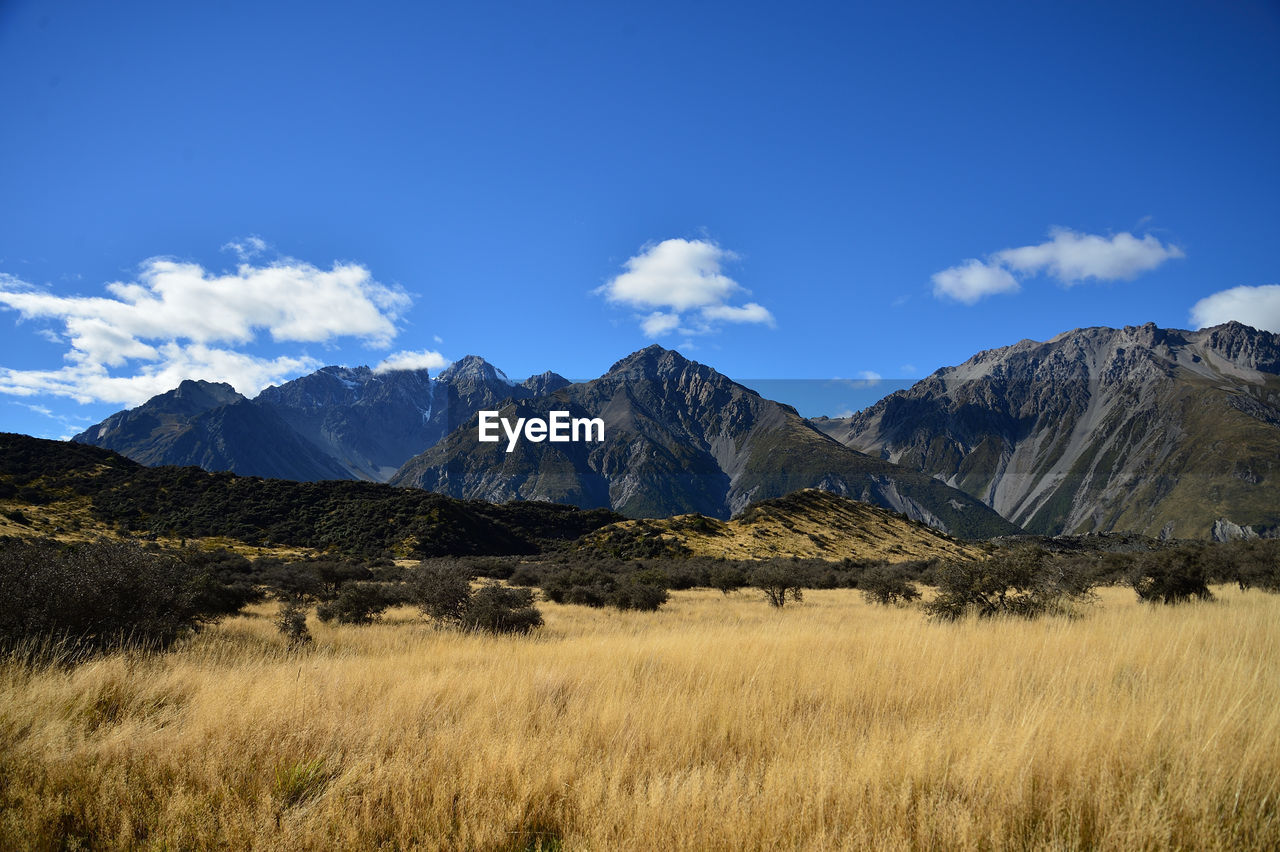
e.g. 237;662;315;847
1;587;1277;850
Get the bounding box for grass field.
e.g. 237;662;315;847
1;586;1277;850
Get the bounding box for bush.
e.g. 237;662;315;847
508;565;542;586
541;567;616;607
275;600;313;648
858;563;921;607
923;546;1094;620
749;563;804;608
709;564;747;595
182;547;262;616
408;563;473;622
1217;539;1280;592
462;584;544;634
315;582;394;625
0;538;234;657
1131;548;1214;604
408;565;545;634
611;580;669;612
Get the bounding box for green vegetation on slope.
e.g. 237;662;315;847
0;434;620;558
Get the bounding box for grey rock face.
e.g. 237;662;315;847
74;380;352;481
392;345;1020;538
812;322;1280;538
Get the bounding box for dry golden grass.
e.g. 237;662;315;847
2;586;1277;850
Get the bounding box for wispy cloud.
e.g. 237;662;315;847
933;227;1184;304
222;235;268;262
11;400;98;440
0;248;415;406
597;238;775;337
1189;284;1280;333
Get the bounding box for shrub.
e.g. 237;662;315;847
541;567;616;607
858;563;922;607
409;565;545;634
275;600;313;648
1217;539;1280;592
709;564;747;595
462;584;544;634
508;565;542;586
182;547;262;616
1131;548;1214;604
611;580;669;612
408;563;473;622
749;563;804;608
315;582;393;625
0;538;234;657
924;546;1094;620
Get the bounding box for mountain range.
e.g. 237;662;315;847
391;346;1014;538
70;321;1280;540
813;321;1280;539
75;358;569;483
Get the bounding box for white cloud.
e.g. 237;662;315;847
640;311;682;337
857;370;882;382
0;250;417;406
602;238;740;311
598;238;775;337
701;302;775;326
373;349;451;374
0;257;408;353
0;345;319;405
1189;284;1280;333
932;259;1020;304
994;228;1184;284
932;227;1184;304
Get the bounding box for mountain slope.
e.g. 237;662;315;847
577;489;982;561
391;346;1020;538
812;322;1280;539
254;366;437;481
1;432;620;556
74;359;570;484
73;380;352;481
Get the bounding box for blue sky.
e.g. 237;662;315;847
2;0;1278;438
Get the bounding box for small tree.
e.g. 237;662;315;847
409;563;473;622
315;582;393;625
275;600;313;648
749;563;804;608
1130;548;1214;604
462;584;543;633
924;546;1093;621
709;564;747;596
611;580;669;612
859;563;922;607
408;564;545;634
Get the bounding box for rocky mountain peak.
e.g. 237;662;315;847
1194;322;1280;373
520;370;571;396
438;355;511;385
606;345;701;380
166;380;245;411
